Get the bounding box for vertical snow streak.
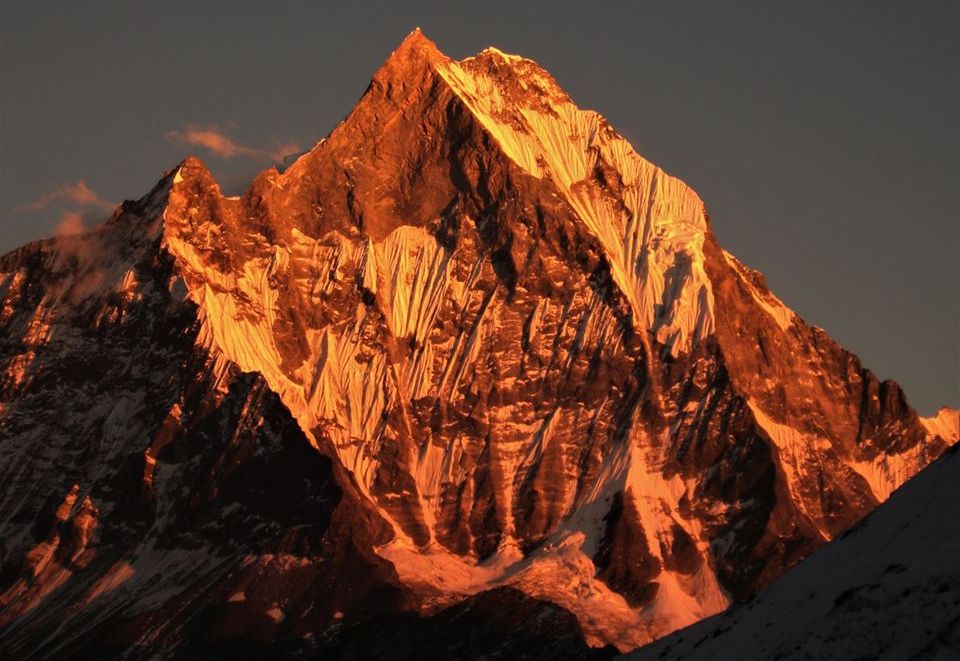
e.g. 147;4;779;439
436;53;715;355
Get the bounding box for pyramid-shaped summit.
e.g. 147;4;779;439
0;30;956;659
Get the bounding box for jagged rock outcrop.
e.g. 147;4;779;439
1;29;956;658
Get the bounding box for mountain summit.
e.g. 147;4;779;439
1;32;956;659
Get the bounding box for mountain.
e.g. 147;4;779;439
0;29;956;659
626;441;960;661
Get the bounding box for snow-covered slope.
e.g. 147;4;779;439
435;47;715;355
627;443;960;661
0;29;956;659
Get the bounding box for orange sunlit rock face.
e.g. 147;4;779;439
0;29;956;659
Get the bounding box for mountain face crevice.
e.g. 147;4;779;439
1;28;956;658
627;444;960;661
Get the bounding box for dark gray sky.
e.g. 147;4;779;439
1;1;957;413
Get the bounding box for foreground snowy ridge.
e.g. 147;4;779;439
627;442;960;660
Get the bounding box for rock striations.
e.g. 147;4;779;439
626;443;960;661
0;29;956;659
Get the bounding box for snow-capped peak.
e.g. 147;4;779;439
434;41;715;354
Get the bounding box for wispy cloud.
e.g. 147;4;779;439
17;180;114;212
53;211;87;237
13;181;113;241
166;125;300;163
166;127;259;159
266;141;302;163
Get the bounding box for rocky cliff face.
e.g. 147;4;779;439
626;443;960;661
0;30;956;658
